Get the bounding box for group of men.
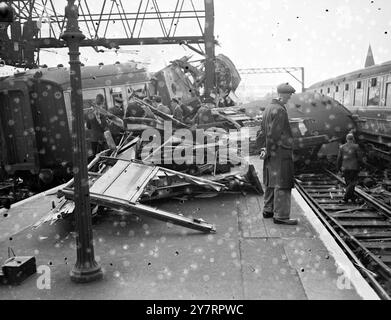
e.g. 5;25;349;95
259;82;363;226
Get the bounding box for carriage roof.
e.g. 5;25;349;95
0;63;151;90
308;60;391;89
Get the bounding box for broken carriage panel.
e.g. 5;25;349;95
59;156;224;233
64;157;225;202
133;129;262;195
121;99;258;181
34;110;263;229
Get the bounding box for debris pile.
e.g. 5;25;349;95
34;125;263;232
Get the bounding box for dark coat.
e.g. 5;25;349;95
108;105;124;119
125;102;146;118
260;99;294;188
172;105;184;122
337;142;362;171
156;103;172;115
194;105;213;125
85;111;108;143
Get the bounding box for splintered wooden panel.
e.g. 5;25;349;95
103;162;155;202
90;160;129;194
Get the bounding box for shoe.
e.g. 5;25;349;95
273;218;298;225
262;211;274;219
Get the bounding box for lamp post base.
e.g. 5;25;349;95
70;264;103;283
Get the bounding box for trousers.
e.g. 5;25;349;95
263;186;291;219
343;169;359;201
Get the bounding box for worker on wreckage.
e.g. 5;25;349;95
259;83;298;225
85;94;109;158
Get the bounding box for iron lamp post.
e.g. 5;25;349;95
61;0;102;283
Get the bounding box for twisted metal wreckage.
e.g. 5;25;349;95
33;71;264;232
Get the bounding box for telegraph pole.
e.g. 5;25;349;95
61;0;102;283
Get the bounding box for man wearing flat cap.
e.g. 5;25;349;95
259;82;298;225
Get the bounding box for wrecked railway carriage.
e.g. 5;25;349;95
0;54;241;182
0;56;357;187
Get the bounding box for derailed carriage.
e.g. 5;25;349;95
307;60;391;161
0;63;152;184
0;57;359;187
216;92;357;165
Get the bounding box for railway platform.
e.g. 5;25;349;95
0;157;379;299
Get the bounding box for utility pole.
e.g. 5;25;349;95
61;0;102;283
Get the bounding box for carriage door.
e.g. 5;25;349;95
386;83;391;107
0;90;37;173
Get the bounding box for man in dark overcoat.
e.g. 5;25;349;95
85;94;109;159
259;83;298;225
108;97;125;145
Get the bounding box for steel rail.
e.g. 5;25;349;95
325;169;391;219
295;174;391;300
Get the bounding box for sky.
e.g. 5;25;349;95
214;0;391;94
2;0;391;96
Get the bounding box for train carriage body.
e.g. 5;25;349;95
0;63;152;180
307;60;391;160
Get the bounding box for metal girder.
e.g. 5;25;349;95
31;36;207;48
8;0;207;40
1;0;215;72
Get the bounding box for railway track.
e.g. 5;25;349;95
295;170;391;300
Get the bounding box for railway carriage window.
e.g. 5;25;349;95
385;83;391;107
110;87;123;106
344;84;351;106
354;84;363;106
82;88;107;110
127;83;148;99
367;77;380;106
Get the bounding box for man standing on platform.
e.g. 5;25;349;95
337;133;363;203
259;83;298;225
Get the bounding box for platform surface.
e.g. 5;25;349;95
0;158;376;299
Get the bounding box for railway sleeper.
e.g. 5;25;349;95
351;231;391;240
310;194;345;199
339;220;391;227
362;242;391;250
298;181;339;186
330;212;386;219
